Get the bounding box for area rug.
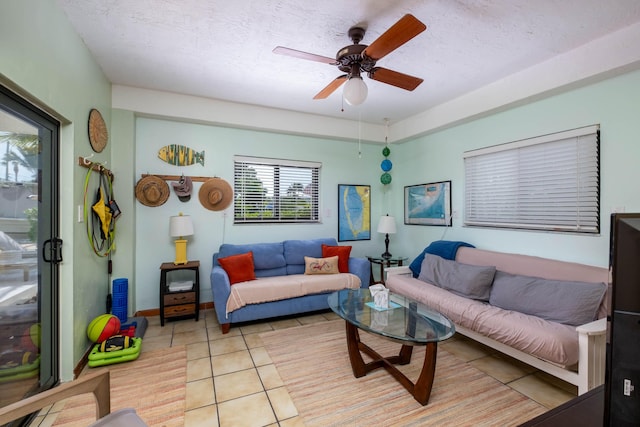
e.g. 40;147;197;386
261;320;547;426
52;345;186;427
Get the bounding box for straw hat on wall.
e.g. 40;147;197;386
135;175;170;207
199;178;233;211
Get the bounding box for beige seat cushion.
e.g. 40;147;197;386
226;273;361;315
386;274;579;366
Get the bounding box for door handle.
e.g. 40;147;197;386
43;237;63;264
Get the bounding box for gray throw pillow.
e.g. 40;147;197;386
418;254;496;301
489;271;607;326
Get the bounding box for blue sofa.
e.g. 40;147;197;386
211;238;370;333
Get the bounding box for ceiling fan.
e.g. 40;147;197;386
273;14;427;105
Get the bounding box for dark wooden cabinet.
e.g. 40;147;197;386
159;261;200;326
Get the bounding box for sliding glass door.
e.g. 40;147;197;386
0;86;60;425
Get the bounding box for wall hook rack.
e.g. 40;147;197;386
78;156;114;180
141;173;211;183
81;153;94;165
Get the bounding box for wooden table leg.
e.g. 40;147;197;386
343;321;439;406
345;321;367;377
413;342;437;405
398;344;413;365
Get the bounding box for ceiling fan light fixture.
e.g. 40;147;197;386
343;76;368;106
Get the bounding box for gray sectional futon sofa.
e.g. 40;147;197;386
386;242;609;395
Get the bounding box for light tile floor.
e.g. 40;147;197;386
32;309;576;427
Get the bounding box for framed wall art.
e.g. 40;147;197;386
404;181;452;226
337;184;371;241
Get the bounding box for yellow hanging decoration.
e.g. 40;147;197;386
92;187;113;239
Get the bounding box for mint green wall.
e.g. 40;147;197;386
392;69;640;268
1;0;112;380
110;110;137;315
4;0;640;380
130;68;640;312
133;118;389;310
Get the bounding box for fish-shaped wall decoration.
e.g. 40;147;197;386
158;144;205;166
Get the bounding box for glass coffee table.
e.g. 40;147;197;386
328;288;455;405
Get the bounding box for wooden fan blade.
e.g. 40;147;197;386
363;14;426;61
369;67;423;91
313;75;348;99
273;46;336;64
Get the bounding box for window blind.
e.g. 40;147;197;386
233;156;320;223
463;125;600;233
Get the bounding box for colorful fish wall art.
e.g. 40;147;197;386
158;144;205;166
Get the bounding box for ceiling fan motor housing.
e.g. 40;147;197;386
336;44;376;74
336;26;377;75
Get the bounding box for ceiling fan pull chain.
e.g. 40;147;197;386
358;112;362;159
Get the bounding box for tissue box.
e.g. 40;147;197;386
370;284;389;308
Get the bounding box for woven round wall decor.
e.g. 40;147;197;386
88;108;108;153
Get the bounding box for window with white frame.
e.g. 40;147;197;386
233;155;320;223
463;125;600;233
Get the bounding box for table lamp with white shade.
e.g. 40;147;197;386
170;213;194;265
377;214;397;259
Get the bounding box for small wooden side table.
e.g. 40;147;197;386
366;256;408;285
159;260;200;326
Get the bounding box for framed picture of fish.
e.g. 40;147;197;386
404;181;452;226
158;144;205;166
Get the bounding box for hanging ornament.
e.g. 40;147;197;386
380;133;392;185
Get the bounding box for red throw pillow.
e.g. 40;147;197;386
218;252;256;285
321;244;352;273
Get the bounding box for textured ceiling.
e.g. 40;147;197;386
56;0;640;125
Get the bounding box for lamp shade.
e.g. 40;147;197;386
169;214;194;237
343;76;368;106
377;215;397;234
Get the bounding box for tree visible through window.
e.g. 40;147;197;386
234;156;320;223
